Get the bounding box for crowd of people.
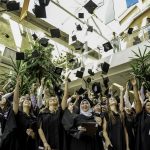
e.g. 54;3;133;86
0;72;150;150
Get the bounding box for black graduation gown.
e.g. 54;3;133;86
135;111;150;150
62;109;78;150
125;113;135;150
105;112;126;150
69;114;104;150
0;108;19;150
16;111;38;150
0;109;38;150
38;107;64;150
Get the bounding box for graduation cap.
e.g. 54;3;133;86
80;67;85;72
76;71;84;78
32;50;40;57
7;1;20;11
1;0;8;3
33;5;46;18
127;28;134;34
88;69;94;76
76;24;82;31
50;28;61;38
32;33;38;41
87;26;93;32
76;87;86;95
54;85;63;96
16;52;25;60
72;35;77;41
86;77;91;83
84;0;98;14
103;42;113;52
69;58;75;63
103;77;109;88
39;38;49;47
101;62;110;74
54;67;63;75
92;82;102;94
39;0;50;6
78;13;84;18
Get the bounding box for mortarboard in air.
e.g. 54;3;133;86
92;82;102;94
76;71;84;78
72;35;77;41
32;33;38;41
39;0;50;6
33;5;46;18
7;1;20;11
103;42;113;52
78;13;84;18
88;69;95;76
128;28;134;34
76;24;82;31
16;52;25;60
76;87;86;95
87;26;93;32
84;0;98;14
50;29;61;38
101;62;110;74
39;38;49;47
54;67;63;75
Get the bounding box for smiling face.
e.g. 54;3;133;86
145;101;150;113
80;100;90;112
109;97;117;106
23;99;32;108
49;97;58;112
93;103;101;113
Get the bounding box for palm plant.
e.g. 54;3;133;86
130;46;150;90
0;42;63;95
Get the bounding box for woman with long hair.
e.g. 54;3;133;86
38;73;70;150
103;85;130;150
131;78;150;150
0;77;38;150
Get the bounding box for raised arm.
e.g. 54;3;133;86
38;124;51;150
131;78;142;113
61;72;70;110
103;117;112;148
37;78;45;108
119;86;124;112
124;82;132;109
13;77;20;114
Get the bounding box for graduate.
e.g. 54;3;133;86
131;78;150;150
0;77;38;150
38;72;70;150
67;99;104;150
103;85;129;150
